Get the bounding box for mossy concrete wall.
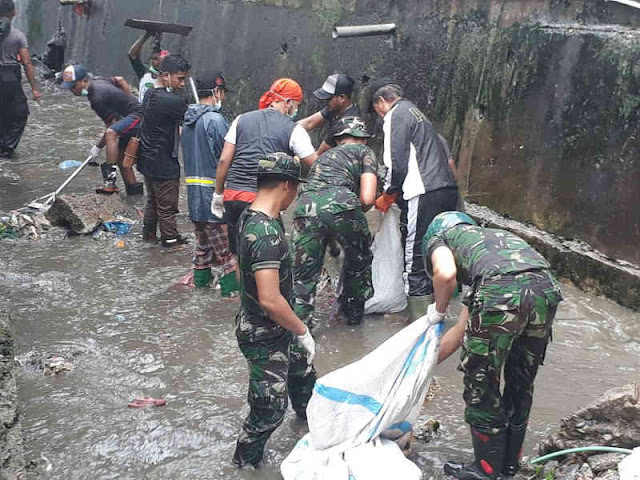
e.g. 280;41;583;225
13;0;640;264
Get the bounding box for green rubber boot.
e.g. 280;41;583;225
220;271;239;297
407;295;431;322
194;268;212;288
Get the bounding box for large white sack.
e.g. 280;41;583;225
344;438;422;480
619;447;640;480
365;206;407;314
307;316;443;452
281;434;350;480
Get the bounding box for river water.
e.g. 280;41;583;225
0;88;639;480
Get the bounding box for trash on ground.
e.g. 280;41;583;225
44;355;73;375
102;221;133;236
58;160;84;170
281;315;443;479
115;239;126;248
128;397;167;408
0;211;50;240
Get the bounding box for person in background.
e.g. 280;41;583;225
137;54;190;247
181;71;236;290
127;31;169;102
61;64;142;195
370;78;459;322
0;0;41;158
292;116;379;327
298;73;359;157
233;152;316;468
212;78;317;281
424;211;563;480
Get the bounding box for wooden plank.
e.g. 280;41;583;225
124;19;193;36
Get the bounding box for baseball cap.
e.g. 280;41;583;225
313;74;354;100
333;116;371;138
257;152;305;182
61;65;89;90
196;71;228;92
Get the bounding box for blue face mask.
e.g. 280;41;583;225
81;89;89;97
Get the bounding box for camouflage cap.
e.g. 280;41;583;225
257;152;305;182
333;116;371;138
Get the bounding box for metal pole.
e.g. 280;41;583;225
332;24;397;39
189;77;200;104
53;154;95;197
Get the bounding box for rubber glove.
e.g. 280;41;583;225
211;192;224;219
375;192;399;213
298;326;316;364
90;145;102;158
426;303;446;325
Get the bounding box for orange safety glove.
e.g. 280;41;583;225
375;192;399;213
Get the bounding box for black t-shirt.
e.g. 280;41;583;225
138;88;188;180
322;103;361;147
87;78;141;125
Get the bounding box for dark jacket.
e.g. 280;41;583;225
383;99;457;200
138;88;187;180
182;104;229;223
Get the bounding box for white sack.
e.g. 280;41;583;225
364;206;407;314
619;447;640;480
344;438;422;480
308;316;443;452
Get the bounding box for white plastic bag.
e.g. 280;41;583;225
344;438;422;480
308;316;443;452
365;206;407;314
619;447;640;480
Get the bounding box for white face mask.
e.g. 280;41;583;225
165;73;173;93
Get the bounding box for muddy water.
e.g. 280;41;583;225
1;89;639;480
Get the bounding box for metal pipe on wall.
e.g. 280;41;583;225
332;23;397;39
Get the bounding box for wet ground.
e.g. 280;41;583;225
1;86;639;479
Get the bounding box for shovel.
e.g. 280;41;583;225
24;153;95;210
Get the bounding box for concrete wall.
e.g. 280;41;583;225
0;315;25;480
13;0;640;264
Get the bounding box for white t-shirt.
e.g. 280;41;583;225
225;114;315;159
138;72;155;102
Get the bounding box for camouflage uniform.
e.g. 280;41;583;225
424;225;563;432
292;143;380;325
233;208;316;467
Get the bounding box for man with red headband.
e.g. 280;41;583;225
213;78;317;293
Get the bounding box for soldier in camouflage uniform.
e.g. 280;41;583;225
292;116;381;326
422;212;563;480
233;153;317;468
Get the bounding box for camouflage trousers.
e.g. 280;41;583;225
292;208;373;326
233;319;316;467
460;270;562;432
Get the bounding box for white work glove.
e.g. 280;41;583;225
89;145;102;159
426;303;446;325
297;326;316;365
211;192;224;218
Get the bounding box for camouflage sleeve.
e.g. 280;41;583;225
424;234;447;274
250;234;284;272
361;146;378;176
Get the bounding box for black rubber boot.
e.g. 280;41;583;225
161;236;189;248
96;163;119;194
444;428;507;480
125;182;144;196
502;423;527;477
